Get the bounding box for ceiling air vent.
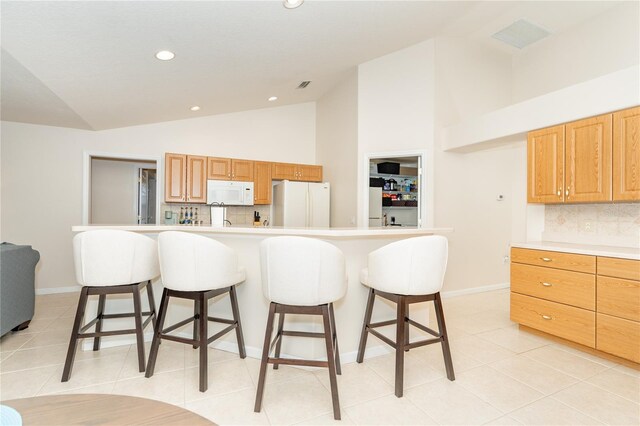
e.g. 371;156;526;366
297;81;312;89
492;19;550;49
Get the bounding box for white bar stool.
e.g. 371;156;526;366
63;230;159;382
146;231;246;392
254;236;346;420
356;235;455;397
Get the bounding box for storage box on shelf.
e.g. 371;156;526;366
510;247;640;363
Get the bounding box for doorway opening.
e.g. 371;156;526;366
367;155;422;227
89;156;158;225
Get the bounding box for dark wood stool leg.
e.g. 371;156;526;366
434;292;455;381
254;302;276;413
93;294;106;351
193;299;200;349
146;288;169;378
356;288;375;363
146;280;157;332
395;295;406;397
198;293;208;392
132;285;146;372
272;312;285;370
404;300;410;352
329;303;341;375
229;285;246;359
322;304;341;420
62;287;89;382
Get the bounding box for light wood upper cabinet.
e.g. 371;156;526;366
165;153;207;203
613;106;640;201
528;125;565;203
186;155;207;203
165;153;187;202
565;114;612;203
272;162;323;182
207;157;232;180
231;159;254;181
253;161;272;205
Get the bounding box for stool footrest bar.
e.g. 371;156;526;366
267;357;329;368
206;323;237;345
367;327;397;348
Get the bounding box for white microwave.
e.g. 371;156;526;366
206;180;254;206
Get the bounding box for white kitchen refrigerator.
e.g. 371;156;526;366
272;180;330;227
368;187;383;227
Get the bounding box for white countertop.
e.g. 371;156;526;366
512;241;640;260
71;225;453;239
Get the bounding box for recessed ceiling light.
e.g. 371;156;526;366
268;96;278;102
155;50;175;61
492;19;550;49
190;106;200;111
283;0;303;9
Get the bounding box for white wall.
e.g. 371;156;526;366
1;103;316;291
316;69;359;227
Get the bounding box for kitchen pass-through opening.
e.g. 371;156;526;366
368;155;421;227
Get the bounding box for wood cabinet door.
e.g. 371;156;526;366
565;114;612;202
297;165;323;182
272;162;298;180
187;155;207;203
613;106;640;201
231;159;254;181
527;126;565;203
253;161;272;205
207;157;232;180
164;153;186;202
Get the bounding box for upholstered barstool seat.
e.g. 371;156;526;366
254;236;346;420
63;230;160;382
145;231;246;393
356;235;454;397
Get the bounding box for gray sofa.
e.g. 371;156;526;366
0;243;40;337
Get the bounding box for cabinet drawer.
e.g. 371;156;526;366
511;248;595;273
511;263;595;310
596;313;640;363
597;257;640;281
597;276;640;321
510;293;595;348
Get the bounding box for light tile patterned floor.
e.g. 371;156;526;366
1;289;639;425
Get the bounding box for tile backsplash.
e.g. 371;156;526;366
161;204;271;226
543;203;640;248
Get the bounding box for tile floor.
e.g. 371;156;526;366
1;289;639;425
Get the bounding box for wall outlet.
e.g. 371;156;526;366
503;255;510;264
584;221;592;231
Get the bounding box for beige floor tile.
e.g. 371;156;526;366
13;318;55;334
38;353;128;394
447;309;516;335
586;368;640;403
36;293;79;308
405;377;503;425
477;326;551;353
614;364;640;378
522;346;609;380
0;351;15;363
365;352;443;390
73;344;132;361
450;335;515;365
552;382;640;425
483;416;523;425
295;411;355;425
490;355;578;395
20;328;73;350
508;397;603;425
345;394;437;425
550;344;618;368
0;344;68;372
113;369;186;407
0;365;58;400
32;305;70;320
0;333;34;352
184;358;254;402
261;374;334;425
51;381;117;396
456;365;544;413
186;388;270;425
43;316;75;331
245;356;314;387
314;362;393;408
185;346;242;368
413;341;484;374
119;341;184;380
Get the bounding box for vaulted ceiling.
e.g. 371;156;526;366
1;1;620;130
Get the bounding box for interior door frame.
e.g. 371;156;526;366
82;151;162;225
362;149;433;228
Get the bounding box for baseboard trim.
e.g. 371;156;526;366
36;286;80;295
441;282;509;299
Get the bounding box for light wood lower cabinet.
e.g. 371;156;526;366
597;276;640;322
596;313;640;363
510;247;595;273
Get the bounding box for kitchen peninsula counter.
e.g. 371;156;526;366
71;224;453;362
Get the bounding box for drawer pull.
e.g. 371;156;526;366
541;282;553;287
541;315;553;320
540;257;553;262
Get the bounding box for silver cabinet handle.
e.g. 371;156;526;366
541;282;553;287
541;315;552;320
540;257;552;262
